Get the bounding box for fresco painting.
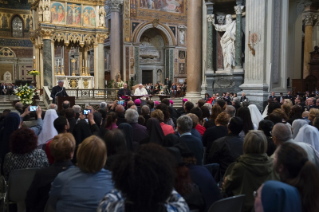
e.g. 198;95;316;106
139;0;184;13
83;7;96;27
51;2;65;24
67;3;81;26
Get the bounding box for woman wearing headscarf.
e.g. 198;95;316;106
118;123;134;151
38;109;58;146
143;118;164;144
248;104;263;129
258;120;276;156
254;181;302;212
291;119;308;139
294;124;319;152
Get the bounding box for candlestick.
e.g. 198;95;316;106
61;66;65;76
33;56;35;59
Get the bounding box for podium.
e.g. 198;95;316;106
56;96;75;111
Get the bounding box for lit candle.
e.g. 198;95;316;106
83;60;84;66
33;56;35;59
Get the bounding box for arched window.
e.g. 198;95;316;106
12;16;23;38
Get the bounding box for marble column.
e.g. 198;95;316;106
303;13;317;78
206;15;214;72
97;34;107;89
93;43;98;88
41;29;54;88
234;4;244;70
109;0;123;81
39;46;44;88
185;0;202;101
133;44;140;84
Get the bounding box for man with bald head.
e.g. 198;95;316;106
271;123;319;168
115;104;126;125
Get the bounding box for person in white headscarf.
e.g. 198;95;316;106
248;104;263;128
294;124;319;152
37;109;58;146
291;119;308;139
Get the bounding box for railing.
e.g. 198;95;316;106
48;88;119;101
43;86;53;109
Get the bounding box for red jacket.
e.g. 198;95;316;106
195;123;206;136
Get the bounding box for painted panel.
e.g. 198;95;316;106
82;6;96;27
139;0;184;14
67;3;81;26
51;2;66;24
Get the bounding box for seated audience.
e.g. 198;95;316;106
223;130;273;212
204;104;222;129
176;115;203;165
151;109;174;136
103;129;127;169
105;112;118;130
3;128;49;179
254;181;302;212
207;117;244;174
203;112;230;163
274;142;319;212
26;133;75;212
98;144;189;212
258;120;276;156
190;107;206;136
125;108;149;143
186;113;203;141
237;107;255;138
49;135;114;211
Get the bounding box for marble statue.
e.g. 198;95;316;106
99;7;106;27
29;16;33;30
212;14;236;70
180;30;185;45
43;6;51;22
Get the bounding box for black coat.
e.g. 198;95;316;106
25;161;73;212
117;88;131;98
178;135;204;165
51;85;68;103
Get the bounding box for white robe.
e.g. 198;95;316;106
134;88;148;96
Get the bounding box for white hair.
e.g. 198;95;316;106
72;105;81;113
125;108;139;123
49;103;57;111
58;80;64;83
203;103;212;111
100;102;107;109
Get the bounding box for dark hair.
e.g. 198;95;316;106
268;113;282;124
103;129;126;157
98;108;107;119
289;105;303;119
209;104;222;121
155;103;170;122
54;116;68;134
10;128;37;154
236;107;254;134
258;120;274;137
190;107;203;120
228;117;244;135
276;142;319;212
216;99;226;110
64;108;74;119
161;98;170;106
201;106;210;119
184;101;194;113
138;115;145;125
198;99;206;108
313;116;319;131
147;100;154;109
105;112;117;128
174;165;193;196
268;102;281;115
111;144;175;212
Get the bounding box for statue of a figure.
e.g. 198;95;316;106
29;16;33;30
212;14;236;70
99;7;106;27
43;6;51;22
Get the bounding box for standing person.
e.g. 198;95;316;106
51;80;68;104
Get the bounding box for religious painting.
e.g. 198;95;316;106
67;3;81;26
82;7;96;27
139;0;184;14
51;2;65;24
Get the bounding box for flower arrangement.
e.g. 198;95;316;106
14;84;36;105
28;70;39;76
117;81;124;88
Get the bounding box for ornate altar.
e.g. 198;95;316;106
55;76;94;89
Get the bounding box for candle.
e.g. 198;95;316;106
33;56;35;59
83;60;84;66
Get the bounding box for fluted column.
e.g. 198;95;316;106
234;4;244;69
185;0;202;101
303;13;317;78
109;0;123;81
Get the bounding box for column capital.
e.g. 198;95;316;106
207;14;214;22
40;29;54;39
108;0;123;12
234;5;244;15
97;33;108;44
206;1;214;15
303;13;318;26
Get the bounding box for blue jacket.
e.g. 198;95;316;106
49;166;114;212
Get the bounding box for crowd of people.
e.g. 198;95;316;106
139;80;187;96
0;88;318;212
0;83;16;95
